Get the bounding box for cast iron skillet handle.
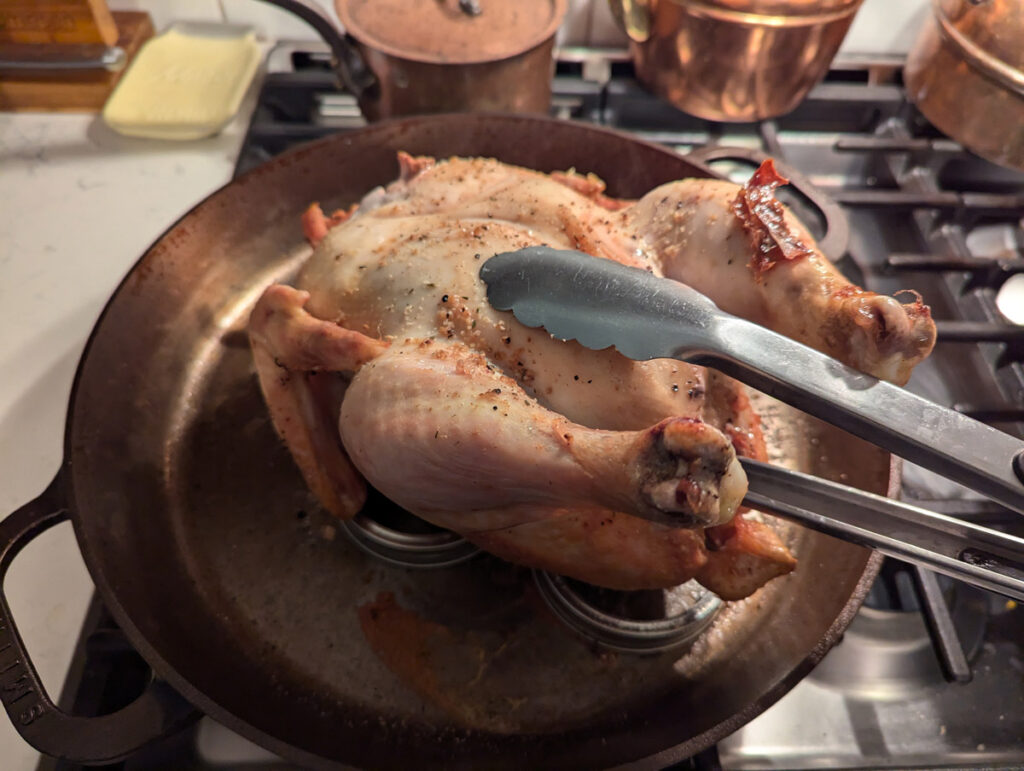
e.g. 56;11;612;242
254;0;378;100
0;473;199;763
685;145;851;262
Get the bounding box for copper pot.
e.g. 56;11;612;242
905;0;1024;172
609;0;864;121
261;0;566;121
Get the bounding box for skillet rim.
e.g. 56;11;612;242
59;112;889;769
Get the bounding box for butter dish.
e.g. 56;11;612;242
102;23;261;140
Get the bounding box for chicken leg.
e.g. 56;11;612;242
339;339;748;533
627;161;936;385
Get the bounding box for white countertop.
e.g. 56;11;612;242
0;101;254;771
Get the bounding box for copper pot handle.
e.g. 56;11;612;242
607;0;652;42
255;0;378;100
0;473;199;763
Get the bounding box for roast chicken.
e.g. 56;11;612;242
249;154;936;600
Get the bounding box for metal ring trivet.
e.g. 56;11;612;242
340;512;480;568
534;570;722;655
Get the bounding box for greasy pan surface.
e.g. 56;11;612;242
66;114;888;769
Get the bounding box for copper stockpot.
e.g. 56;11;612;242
261;0;566;121
609;0;864;121
905;0;1024;172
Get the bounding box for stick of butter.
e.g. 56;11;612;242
103;23;261;140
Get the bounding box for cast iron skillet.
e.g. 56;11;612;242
0;114;889;769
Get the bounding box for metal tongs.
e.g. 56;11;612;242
480;247;1024;601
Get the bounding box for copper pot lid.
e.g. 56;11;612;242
335;0;567;65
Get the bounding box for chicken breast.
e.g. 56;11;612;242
249;154;935;599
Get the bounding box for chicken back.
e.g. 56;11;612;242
248;154;935;600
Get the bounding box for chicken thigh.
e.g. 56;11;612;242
249;154;935;599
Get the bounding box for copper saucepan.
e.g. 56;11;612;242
259;0;566;120
608;0;864;121
905;0;1024;172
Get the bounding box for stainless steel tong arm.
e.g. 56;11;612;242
700;313;1024;515
480;247;1024;514
741;458;1024;602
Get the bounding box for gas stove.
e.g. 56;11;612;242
39;46;1024;771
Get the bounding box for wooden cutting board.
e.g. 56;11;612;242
0;1;154;112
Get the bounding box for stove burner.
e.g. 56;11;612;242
811;576;988;700
533;571;721;655
340;491;480;568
